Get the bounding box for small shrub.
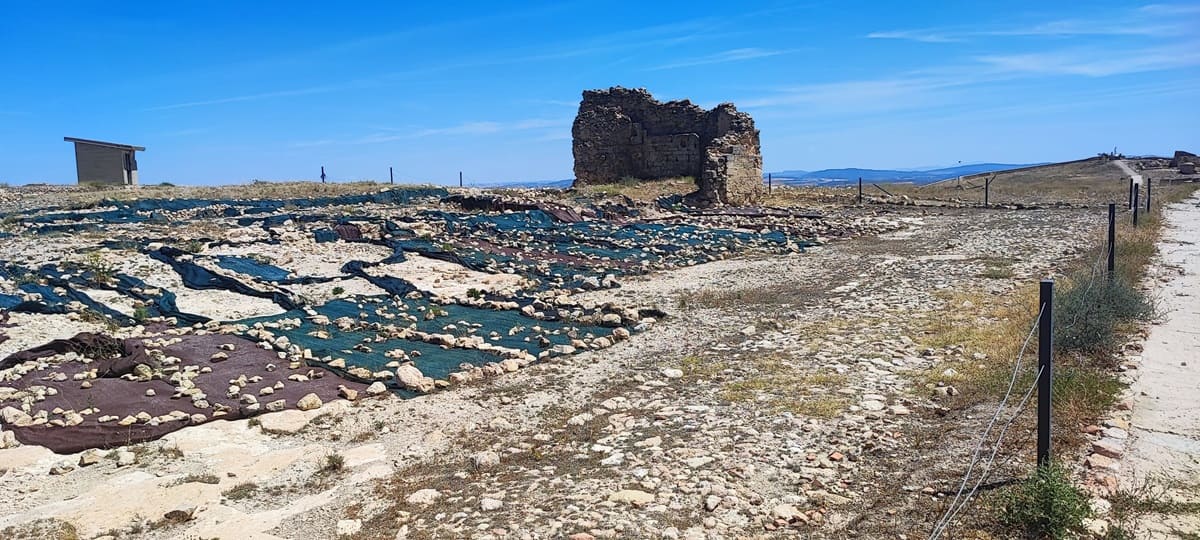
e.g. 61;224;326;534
81;251;115;285
133;306;150;322
331;286;346;296
999;463;1091;539
1054;274;1155;355
466;288;484;299
184;240;205;254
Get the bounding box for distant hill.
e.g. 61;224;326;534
468;178;574;189
765;163;1047;186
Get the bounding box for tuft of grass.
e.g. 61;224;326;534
158;445;184;459
133;305;151;322
322;452;345;473
223;482;259;501
173;473;219;485
331;286;346;296
999;463;1092;540
77;308;121;334
679;354;727;380
980;265;1015;279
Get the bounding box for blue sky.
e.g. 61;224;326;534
1;1;1197;185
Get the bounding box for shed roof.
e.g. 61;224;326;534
64;137;146;151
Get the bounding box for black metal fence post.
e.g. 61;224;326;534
985;176;992;207
1038;280;1054;468
389;167;394;184
1146;179;1152;214
1133;188;1140;227
459;171;463;188
1107;203;1116;277
768;173;772;195
858;177;863;205
1128;176;1134;209
321;166;326;184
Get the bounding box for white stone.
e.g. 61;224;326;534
406;488;442;505
336;519;362;537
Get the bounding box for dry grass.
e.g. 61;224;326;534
711;353;850;418
18;180;433;209
883;158;1138;206
574;176;696;201
0;519;80;540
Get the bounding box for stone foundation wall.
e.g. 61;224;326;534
572;87;763;205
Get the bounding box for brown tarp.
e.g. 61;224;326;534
1;332;367;454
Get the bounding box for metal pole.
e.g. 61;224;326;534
389;167;394;184
321;166;326;184
1038;279;1054;468
459;171;463;188
1107;203;1116;277
1133;188;1140;227
985;177;991;207
768;173;772;195
1128;176;1134;209
1146;178;1152;214
857;177;863;204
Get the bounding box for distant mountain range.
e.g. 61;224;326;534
764;163;1047;186
469;178;574;189
470;162;1047;189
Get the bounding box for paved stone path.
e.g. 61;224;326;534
1122;191;1200;537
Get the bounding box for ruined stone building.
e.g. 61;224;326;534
571;87;763;205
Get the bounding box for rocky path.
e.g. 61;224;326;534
1121;192;1200;537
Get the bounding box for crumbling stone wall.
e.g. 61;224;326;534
572;87;763;205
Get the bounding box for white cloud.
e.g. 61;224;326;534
294;118;571;146
647;48;792;70
977;43;1200;77
866;30;961;43
868;4;1194;43
145;85;344;111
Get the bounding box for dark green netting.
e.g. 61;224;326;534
237;296;606;396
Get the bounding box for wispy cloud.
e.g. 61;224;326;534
866;30;962;43
868;4;1194;43
1139;3;1200;15
742;37;1200;119
293;118;571;147
741;74;973;112
647;47;791;70
145;85;344;111
977;42;1200;76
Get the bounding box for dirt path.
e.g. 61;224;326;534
1115;159;1144;185
1121;191;1200;536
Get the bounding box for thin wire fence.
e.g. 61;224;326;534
928;305;1046;540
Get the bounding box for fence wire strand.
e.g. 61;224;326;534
928;305;1046;540
929;365;1046;540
